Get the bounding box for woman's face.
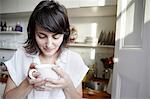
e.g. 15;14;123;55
35;25;64;57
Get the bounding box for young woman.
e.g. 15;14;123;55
3;0;88;99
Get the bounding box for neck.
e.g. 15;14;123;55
39;51;60;64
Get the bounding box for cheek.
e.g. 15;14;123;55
57;37;64;46
35;37;45;47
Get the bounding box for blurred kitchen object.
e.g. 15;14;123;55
98;30;115;45
0;56;8;83
68;25;78;43
101;56;114;79
15;22;23;32
84;36;98;45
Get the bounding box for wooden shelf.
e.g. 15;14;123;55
83;88;111;99
0;47;17;51
68;43;115;48
68;5;117;18
0;31;23;35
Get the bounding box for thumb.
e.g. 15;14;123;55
30;63;37;69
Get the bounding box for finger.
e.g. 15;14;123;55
29;77;43;85
30;63;37;69
32;71;41;78
45;78;59;85
52;66;64;77
45;83;62;89
33;81;45;87
45;78;61;85
35;87;45;91
33;80;46;87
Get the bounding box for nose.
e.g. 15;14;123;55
47;37;53;48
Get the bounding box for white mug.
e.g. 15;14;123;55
29;64;59;80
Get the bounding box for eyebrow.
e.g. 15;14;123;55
37;32;46;35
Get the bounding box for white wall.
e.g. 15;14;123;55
70;16;116;42
0;0;2;13
0;0;2;19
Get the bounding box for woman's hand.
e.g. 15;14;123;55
27;63;47;91
44;66;74;91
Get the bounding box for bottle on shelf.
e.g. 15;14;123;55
0;56;7;71
15;22;23;32
3;21;7;31
0;21;2;31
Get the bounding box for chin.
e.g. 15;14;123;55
44;52;53;56
42;48;58;56
44;51;56;56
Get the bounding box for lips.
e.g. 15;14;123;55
44;48;53;52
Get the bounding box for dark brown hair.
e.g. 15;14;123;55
24;0;70;54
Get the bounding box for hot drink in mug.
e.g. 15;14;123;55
29;64;59;80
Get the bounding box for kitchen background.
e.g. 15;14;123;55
0;0;117;98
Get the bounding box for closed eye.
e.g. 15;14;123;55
53;34;63;39
38;33;47;39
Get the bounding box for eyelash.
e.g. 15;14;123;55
38;35;46;39
38;34;60;39
53;35;60;39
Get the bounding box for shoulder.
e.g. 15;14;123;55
15;47;37;58
62;48;84;65
15;47;25;54
63;48;82;59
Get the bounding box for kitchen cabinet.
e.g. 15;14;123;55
1;0;79;13
68;43;114;48
0;0;2;14
0;0;117;14
68;44;114;57
79;0;117;7
60;0;117;8
0;31;23;35
0;5;116;19
59;0;79;8
79;0;98;7
1;0;41;13
67;6;116;17
1;0;18;13
17;0;41;13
